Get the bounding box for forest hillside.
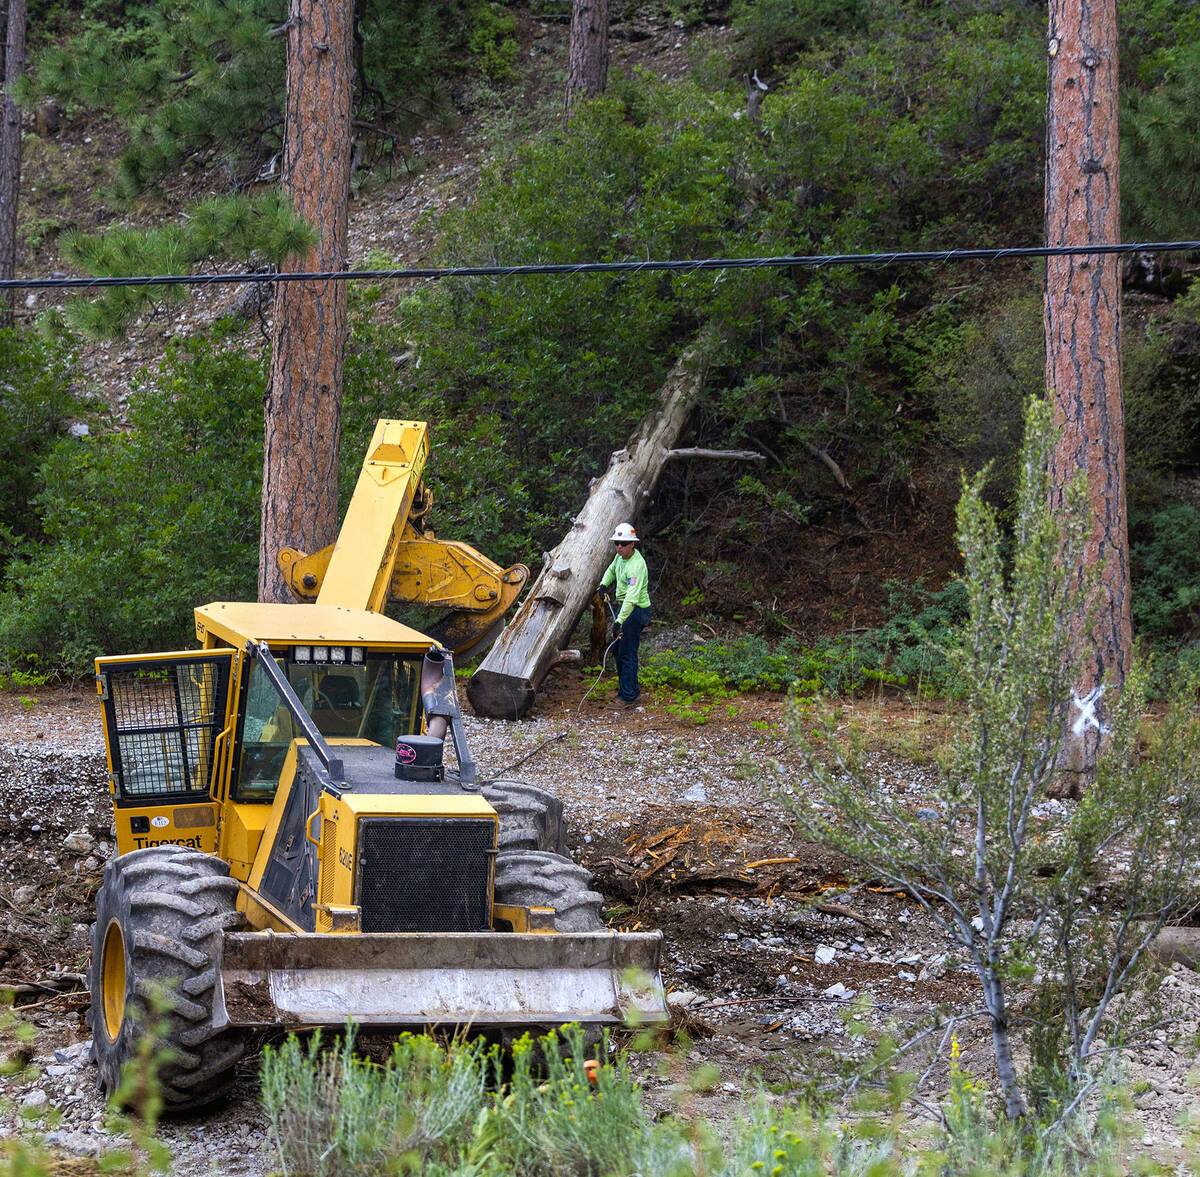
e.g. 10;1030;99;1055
1;0;1198;690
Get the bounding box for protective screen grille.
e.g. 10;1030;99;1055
99;656;231;802
358;818;494;933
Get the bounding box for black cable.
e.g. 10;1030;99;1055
4;239;1199;292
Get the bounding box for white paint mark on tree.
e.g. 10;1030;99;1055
1070;685;1110;736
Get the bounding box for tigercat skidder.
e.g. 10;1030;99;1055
89;420;666;1110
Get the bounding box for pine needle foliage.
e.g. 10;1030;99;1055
54;193;316;338
1121;43;1200;240
786;398;1200;1121
25;0;516;196
30;0;283;196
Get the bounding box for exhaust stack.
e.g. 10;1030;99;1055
420;646;477;788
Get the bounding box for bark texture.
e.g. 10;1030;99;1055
468;338;712;720
259;0;353;602
564;0;609;113
0;0;26;326
1044;0;1129;782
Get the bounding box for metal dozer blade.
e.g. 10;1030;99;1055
216;930;668;1032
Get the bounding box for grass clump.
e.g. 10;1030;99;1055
261;1028;487;1175
260;1024;660;1177
256;1020;1164;1177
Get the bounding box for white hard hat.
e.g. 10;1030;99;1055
611;523;638;543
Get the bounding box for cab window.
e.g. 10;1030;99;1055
234;659;295;801
232;654;422;802
287;656;421;745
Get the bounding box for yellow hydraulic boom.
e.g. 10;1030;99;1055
277;420;528;657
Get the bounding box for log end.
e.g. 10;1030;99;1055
467;669;537;721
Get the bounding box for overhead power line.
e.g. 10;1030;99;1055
3;239;1198;292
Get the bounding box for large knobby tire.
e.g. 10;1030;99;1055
493;849;605;932
87;846;247;1113
481;779;567;855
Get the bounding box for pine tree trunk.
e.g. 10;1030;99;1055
1044;0;1129;786
0;0;27;327
564;0;609;114
259;0;353;603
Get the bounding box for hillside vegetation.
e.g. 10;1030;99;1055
1;0;1199;680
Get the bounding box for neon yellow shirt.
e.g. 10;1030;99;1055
601;549;651;623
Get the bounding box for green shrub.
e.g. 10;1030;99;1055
256;1021;1152;1177
0;327;84;557
0;328;265;672
1130;502;1200;641
729;0;869;69
644;634;798;694
261;1028;488;1176
789;398;1200;1121
0;301;409;675
643;582;965;702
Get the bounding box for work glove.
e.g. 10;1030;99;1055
611;622;622;644
599;584;615;604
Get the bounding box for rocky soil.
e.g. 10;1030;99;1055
2;674;1199;1174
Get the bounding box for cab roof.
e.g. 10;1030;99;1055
195;602;435;650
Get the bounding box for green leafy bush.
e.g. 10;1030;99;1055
0;300;408;675
0;327;83;557
729;0;869;69
643;582;965;702
0;329;265;672
643;634;798;694
1130;502;1200;641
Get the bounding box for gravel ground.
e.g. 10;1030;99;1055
2;677;1199;1172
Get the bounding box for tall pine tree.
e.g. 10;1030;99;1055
1044;0;1130;791
259;0;353;603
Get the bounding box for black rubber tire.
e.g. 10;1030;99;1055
481;779;567;855
493;849;605;932
87;846;247;1113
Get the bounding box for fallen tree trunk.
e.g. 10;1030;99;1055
468;337;714;719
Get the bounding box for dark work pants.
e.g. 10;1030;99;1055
616;605;651;702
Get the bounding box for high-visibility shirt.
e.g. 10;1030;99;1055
601;548;651;623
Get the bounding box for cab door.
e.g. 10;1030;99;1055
95;650;237;856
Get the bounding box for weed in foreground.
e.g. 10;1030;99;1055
255;1019;1177;1177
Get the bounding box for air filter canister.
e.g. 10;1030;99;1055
395;734;445;782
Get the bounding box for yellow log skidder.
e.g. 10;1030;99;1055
89;420;666;1111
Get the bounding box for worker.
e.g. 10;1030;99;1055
599;523;652;706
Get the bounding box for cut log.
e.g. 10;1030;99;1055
468;336;713;719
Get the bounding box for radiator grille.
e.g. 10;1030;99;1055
357;818;494;933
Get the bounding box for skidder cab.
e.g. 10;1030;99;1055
88;421;666;1112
